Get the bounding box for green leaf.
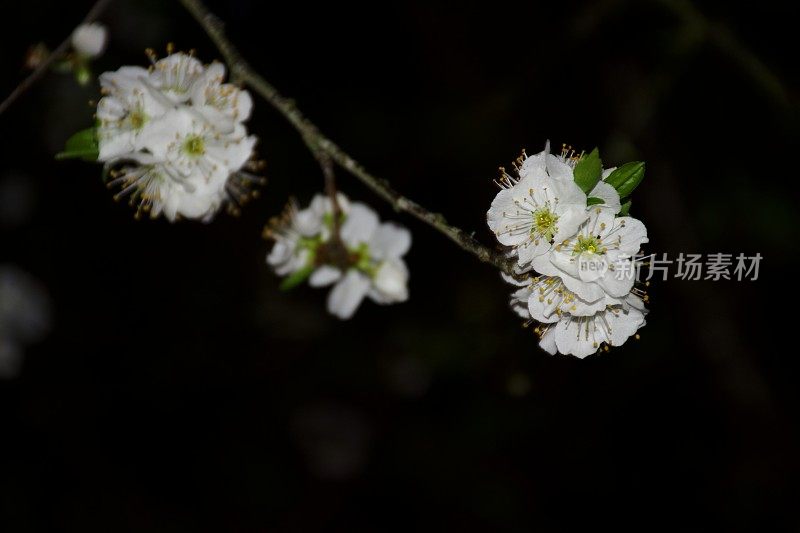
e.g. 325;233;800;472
572;148;602;194
279;264;315;291
587;196;604;206
605;161;645;198
56;127;99;161
619;199;632;216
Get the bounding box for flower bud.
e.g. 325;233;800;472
72;23;107;59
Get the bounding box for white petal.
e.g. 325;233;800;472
517;238;550;266
557;270;605;303
530;253;560;278
309;265;342;287
551;177;587;207
295;207;323;237
371;260;409;303
518;143;548;178
565;292;607;317
97;130;135;161
610;217;648;256
607;307;645;347
527;290;562;324
138;109;193;159
211;133;256;173
553;206;588;243
150;53;205;103
589;181;621;213
327;270;370;319
487;188;531;247
538;326;558;355
546;154;573;181
340;203;379;246
597;265;635;298
370;223;411;259
554;318;603;359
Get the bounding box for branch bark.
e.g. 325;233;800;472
177;0;517;276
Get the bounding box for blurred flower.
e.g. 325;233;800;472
0;266;52;378
191;62;253;131
265;194;411;319
72;23;107;59
94;52;262;221
265;194;348;276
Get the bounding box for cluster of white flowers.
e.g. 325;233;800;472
488;142;649;358
266;194;411;319
96;52;261;221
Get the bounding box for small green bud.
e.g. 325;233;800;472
605;161;645;198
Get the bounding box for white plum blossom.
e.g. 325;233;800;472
97;66;169;161
506;270;647;358
531;206;648;305
487;143;588;267
191;62;253;131
266;194;349;277
491;142;651;357
266;194;411;320
94;52;262;221
537;293;647;358
148;53;206;104
72;23;107;58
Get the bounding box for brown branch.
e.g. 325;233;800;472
0;0;113;117
313;147;343;238
177;0;517;276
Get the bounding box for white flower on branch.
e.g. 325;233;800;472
266;194;411;320
71;23;107;59
191;62;253;130
492;142;651;357
537;293;647;358
487;142;588;267
97;66;169;160
94;52;262;221
507;271;648;358
531;206;648;304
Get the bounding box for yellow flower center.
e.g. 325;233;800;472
531;207;558;242
573;235;603;255
129;109;147;130
182;134;205;156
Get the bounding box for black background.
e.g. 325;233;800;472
1;0;798;530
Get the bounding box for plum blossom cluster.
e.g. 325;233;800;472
488;142;650;358
65;51;263;221
265;194;411;320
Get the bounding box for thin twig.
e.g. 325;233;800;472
314;148;343;239
0;0;113;116
177;0;517;276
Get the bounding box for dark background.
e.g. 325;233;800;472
1;0;798;530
